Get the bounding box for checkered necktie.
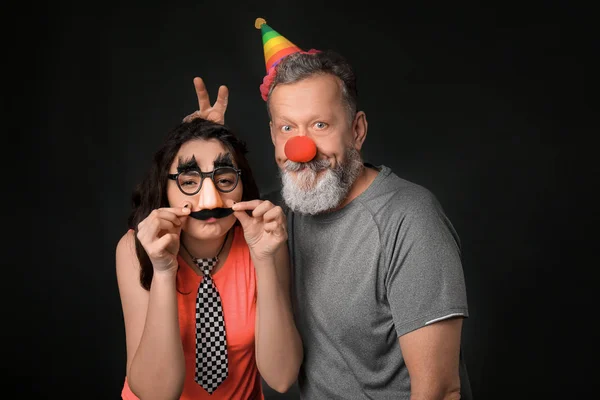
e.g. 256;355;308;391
193;257;228;394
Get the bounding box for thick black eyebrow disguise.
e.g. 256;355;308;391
176;153;234;173
176;156;199;172
213;153;235;169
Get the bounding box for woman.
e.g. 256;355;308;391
116;115;302;399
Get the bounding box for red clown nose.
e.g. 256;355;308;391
284;136;317;163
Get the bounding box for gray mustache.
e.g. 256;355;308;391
285;158;331;172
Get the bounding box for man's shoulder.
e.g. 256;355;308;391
367;164;440;211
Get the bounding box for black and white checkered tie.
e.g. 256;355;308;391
193;257;228;394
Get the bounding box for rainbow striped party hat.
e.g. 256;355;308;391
255;18;302;72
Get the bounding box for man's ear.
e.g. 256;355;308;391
352;111;368;150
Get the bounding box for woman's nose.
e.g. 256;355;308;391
196;177;224;209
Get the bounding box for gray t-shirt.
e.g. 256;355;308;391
274;164;470;399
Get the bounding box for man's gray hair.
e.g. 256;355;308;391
266;50;358;123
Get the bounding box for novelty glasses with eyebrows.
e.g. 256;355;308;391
168;166;242;195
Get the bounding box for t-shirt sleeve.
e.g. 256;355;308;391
384;189;469;337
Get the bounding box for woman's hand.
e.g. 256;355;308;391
136;206;190;273
232;200;288;261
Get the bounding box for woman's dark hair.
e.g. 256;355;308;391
127;118;260;290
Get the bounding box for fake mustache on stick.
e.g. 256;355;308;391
189;208;234;220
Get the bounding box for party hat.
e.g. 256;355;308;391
255;18;302;72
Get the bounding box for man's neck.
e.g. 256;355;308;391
334;164;379;211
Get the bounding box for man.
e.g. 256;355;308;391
185;18;471;400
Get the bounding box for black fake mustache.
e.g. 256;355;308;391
189;208;234;220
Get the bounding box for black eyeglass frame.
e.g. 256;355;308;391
167;167;242;195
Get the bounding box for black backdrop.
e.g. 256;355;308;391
7;1;595;398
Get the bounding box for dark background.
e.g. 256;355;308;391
7;0;595;398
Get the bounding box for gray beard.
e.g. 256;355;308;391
280;147;363;215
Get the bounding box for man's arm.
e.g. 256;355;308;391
399;317;464;400
384;188;469;399
182;77;228;124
